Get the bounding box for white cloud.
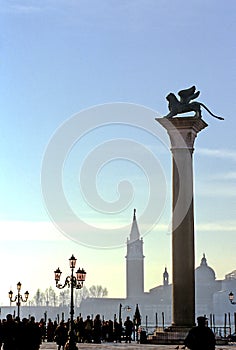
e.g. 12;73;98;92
0;219;234;241
0;1;43;14
0;221;66;241
198;148;236;162
210;172;236;181
197;185;236;197
196;221;236;232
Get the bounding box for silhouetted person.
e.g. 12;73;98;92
1;314;17;350
39;318;46;342
17;318;30;350
46;318;55;342
114;320;122;343
74;316;84;343
54;321;68;350
83;315;93;343
101;320;109;342
27;316;42;350
107;320;114;342
184;316;215;350
93;314;102;344
124;316;133;343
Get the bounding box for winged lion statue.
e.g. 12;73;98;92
163;86;224;120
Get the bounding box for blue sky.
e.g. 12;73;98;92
0;0;235;305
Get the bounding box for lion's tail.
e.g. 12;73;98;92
199;103;224;120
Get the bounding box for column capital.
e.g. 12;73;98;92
156;117;208;151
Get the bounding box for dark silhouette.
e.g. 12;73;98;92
184;316;216;350
113;320;122;343
124;316;133;343
74;316;84;343
39;318;46;342
1;314;17;350
54;321;68;350
46;318;55;342
27;316;42;350
133;304;141;341
93;314;102;344
83;315;93;343
17;317;30;350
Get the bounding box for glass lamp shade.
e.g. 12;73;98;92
229;291;234;301
76;268;86;281
24;291;29;301
8;290;13;299
69;255;77;269
54;268;62;281
17;282;22;291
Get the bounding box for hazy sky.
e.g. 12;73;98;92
0;0;235;306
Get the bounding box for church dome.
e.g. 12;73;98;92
195;254;216;283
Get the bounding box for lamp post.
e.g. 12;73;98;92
8;282;29;319
229;292;236;305
54;254;86;350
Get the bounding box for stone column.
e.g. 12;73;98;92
156;117;208;328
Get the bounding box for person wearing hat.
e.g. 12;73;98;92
184;316;215;350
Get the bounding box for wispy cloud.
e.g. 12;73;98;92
198;148;236;162
197;184;236;197
0;0;45;14
197;221;236;232
210;171;236;181
0;221;66;241
10;4;41;14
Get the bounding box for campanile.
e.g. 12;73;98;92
126;209;145;298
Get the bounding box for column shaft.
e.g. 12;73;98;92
172;148;195;327
156;117;208;328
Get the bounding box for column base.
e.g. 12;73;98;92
151;325;191;345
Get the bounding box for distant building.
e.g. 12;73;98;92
126;208;145;298
10;210;233;325
79;210;236;325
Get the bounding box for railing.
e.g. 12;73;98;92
213;326;231;339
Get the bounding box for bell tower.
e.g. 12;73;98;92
126;209;145;298
163;267;169;286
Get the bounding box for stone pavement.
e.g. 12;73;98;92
40;342;235;349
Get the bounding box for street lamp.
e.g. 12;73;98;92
54;254;86;350
229;292;236;304
8;282;29;318
119;303;132;323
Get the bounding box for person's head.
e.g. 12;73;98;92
30;316;35;323
197;316;207;326
22;318;28;325
6;314;12;322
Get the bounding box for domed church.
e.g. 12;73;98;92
195;254;221;316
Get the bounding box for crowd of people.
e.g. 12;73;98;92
0;313;135;350
0;314;42;350
53;314;135;348
0;313;216;350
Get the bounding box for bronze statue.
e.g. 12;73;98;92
163;86;224;120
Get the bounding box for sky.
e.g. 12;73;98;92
0;0;236;306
